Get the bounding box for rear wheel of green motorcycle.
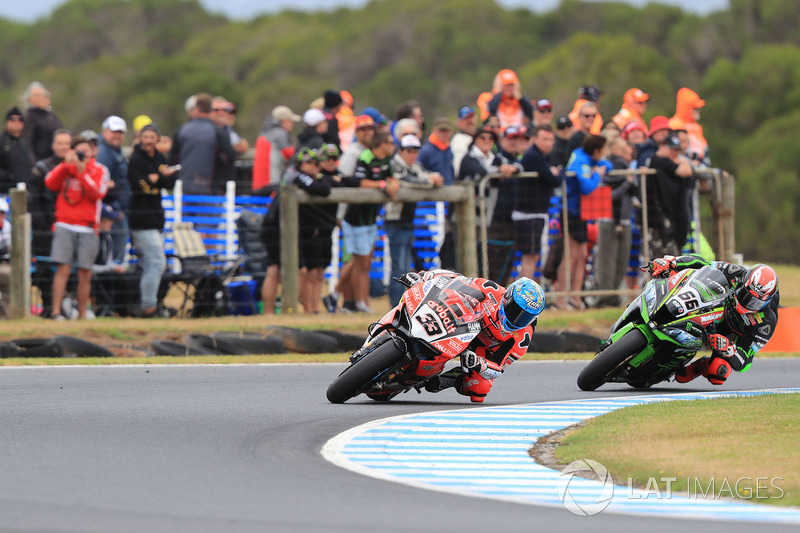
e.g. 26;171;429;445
326;340;406;404
577;329;647;391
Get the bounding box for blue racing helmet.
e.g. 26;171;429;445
497;278;545;332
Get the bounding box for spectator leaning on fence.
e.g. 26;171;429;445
252;105;301;191
386;134;444;306
128;123;178;318
514;124;562;283
557;133;610;310
335;130;400;313
45;134;108;320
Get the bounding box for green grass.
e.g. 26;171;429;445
555;393;800;506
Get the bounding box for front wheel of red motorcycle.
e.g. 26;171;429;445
326;340;406;404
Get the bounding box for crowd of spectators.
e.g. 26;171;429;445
0;71;714;318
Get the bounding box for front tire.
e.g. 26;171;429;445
577;329;647;391
326;340;406;403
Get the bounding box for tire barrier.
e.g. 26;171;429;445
264;326;339;354
54;336;114;358
0;341;21;358
312;330;365;352
529;332;567;353
210;332;285;355
9;338;64;358
150;340;218;356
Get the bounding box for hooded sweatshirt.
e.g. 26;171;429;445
669;88;708;161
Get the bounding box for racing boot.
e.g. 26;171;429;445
705;357;732;385
425;369;465;393
674;357;709;383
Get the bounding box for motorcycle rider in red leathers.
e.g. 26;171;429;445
647;254;779;385
396;269;545;402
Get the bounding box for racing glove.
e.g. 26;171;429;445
708;333;736;358
649;255;676;278
461;350;487;374
395;272;423;288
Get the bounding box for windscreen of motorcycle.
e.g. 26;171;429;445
408;277;485;353
662;266;730;321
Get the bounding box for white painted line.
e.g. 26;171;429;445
323;388;800;524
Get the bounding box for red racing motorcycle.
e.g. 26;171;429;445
326;275;489;403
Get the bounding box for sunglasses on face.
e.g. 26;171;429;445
581;113;597;118
538;108;553;113
213;107;235;114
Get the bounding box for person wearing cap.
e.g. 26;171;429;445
533;98;554;128
612;88;650;131
132;114;173;154
648;131;694;256
169;92;235;195
297;108;329;152
636;115;671;167
253;105;301;191
418;116;455;186
21;81;63;161
128;123;179;317
0;106;34;194
621;121;647;145
385;134;444;305
321;90;344;150
340;114;376;177
551;115;574;168
0;198;10;314
568;85;604;135
45;134;109;320
451;105;477;177
669;87;709;164
337;130;400;313
211;96;249;154
477;69;533;128
97;115;130;263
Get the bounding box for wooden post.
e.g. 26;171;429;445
454;184;477;277
279;185;300;314
9;188;31;319
719;172;736;262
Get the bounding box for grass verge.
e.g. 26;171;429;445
554;393;800;506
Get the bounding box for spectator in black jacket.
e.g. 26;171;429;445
128;124;178;317
0;107;34;194
21;82;63;161
514;124;562;281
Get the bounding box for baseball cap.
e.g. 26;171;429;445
578;85;603;102
79;130;99;144
621;121;647;140
624;88;650;104
399;134;422;149
555;115;572;130
102;115;127;133
302;108;327;127
474;127;498;142
318;143;340;161
100;203;124;222
0;198;8;213
272;105;301;122
132;114;153;133
433;116;454;131
458;105;475;119
360;106;387;125
354;115;376;129
502;125;524;139
536;98;553;112
665;133;682;150
648;116;670;136
498;69;519;85
294;147;319;166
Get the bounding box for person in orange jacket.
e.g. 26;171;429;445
669;87;708;164
568;85;604;135
612;88;649;130
476;69;533;128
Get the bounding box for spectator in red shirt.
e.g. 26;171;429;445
44;134;108;319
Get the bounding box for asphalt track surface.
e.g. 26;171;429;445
0;359;798;533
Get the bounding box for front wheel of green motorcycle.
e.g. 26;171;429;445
577;329;648;391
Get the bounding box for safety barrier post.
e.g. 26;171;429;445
9;188;31;319
224;180;237;261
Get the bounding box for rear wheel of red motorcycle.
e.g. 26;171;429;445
326;340;405;404
577;329;647;391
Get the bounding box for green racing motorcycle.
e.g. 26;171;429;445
577;265;733;391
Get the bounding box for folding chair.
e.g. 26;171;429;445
160;222;242;317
